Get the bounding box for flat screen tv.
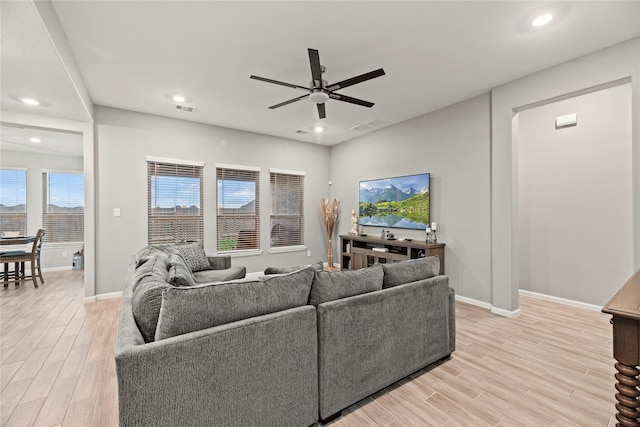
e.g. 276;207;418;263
359;173;430;230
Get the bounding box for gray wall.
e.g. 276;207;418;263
492;37;640;313
0;149;84;269
330;94;492;303
95;106;330;295
517;83;633;305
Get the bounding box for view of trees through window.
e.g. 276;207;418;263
147;161;203;244
0;169;27;235
43;171;84;242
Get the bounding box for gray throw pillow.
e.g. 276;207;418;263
132;277;172;343
134;245;169;268
309;265;383;306
264;261;323;275
154;266;315;340
166;253;197;285
132;255;169;288
380;256;440;288
173;241;211;272
167;265;197;287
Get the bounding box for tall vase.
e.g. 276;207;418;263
327;238;334;268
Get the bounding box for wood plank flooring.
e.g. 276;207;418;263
0;271;617;426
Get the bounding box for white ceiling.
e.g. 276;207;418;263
0;124;83;157
1;1;639;148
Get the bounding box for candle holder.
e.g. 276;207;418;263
426;230;437;244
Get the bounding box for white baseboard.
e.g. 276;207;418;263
454;295;492;310
519;289;603;312
455;295;521;318
84;291;122;303
42;266;73;272
491;306;521;318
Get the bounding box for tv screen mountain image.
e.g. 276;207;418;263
359;173;430;230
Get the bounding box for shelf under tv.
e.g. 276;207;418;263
339;234;444;272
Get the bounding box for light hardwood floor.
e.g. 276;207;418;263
1;271;617;426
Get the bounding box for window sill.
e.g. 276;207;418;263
216;249;263;258
268;245;307;254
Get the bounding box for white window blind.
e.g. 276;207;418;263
216;166;260;252
270;171;304;248
0;169;27;235
147;160;203;244
42;171;84;243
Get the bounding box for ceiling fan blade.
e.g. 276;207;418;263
327;68;385;91
317;103;326;119
250;75;308;91
268;94;310;109
329;93;374;108
308;49;323;88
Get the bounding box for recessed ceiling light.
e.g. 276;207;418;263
30;137;41;143
314;126;326;133
20;97;40;106
532;14;553;27
173;95;186;103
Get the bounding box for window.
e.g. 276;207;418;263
270;169;305;249
216;165;260;252
0;168;27;235
147;158;204;244
42;171;84;243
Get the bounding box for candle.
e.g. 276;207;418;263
431;222;437;231
425;227;431;233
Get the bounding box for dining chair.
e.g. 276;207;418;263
1;229;46;288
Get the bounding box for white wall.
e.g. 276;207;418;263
517;84;633;305
330;94;492;303
492;37;640;313
0;149;84;269
95;106;331;295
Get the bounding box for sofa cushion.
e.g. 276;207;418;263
264;261;323;275
173;241;211;272
380;256;440;288
134;245;168;268
309;265;383;307
154;266;315;340
167;264;197;287
166;252;198;284
131;256;172;342
132;254;169;286
193;266;247;283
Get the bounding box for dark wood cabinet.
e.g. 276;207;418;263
602;269;640;426
339;234;445;273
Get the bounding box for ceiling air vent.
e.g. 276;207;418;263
176;105;195;112
364;119;385;127
350;124;372;132
296;129;311;135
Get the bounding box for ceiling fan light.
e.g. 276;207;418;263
309;91;329;104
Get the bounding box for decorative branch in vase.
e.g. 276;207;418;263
320;197;340;268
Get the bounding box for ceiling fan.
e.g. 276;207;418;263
250;48;385;120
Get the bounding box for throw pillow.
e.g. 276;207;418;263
154;266;315;340
308;264;383;306
380;256;440;288
173;241;211;272
167;264;197;287
264;261;323;275
166;253;197;285
134;245;168;267
132;255;169;288
132;276;172;343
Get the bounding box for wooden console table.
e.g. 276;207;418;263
602;269;640;426
339;234;444;273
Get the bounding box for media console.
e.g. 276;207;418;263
339;234;445;273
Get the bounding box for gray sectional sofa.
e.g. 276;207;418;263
115;244;455;427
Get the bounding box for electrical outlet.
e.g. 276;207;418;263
62;251;68;257
307;250;311;257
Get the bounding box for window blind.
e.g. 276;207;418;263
270;171;304;248
147;160;203;244
216;166;260;252
42;171;84;243
0;169;27;236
